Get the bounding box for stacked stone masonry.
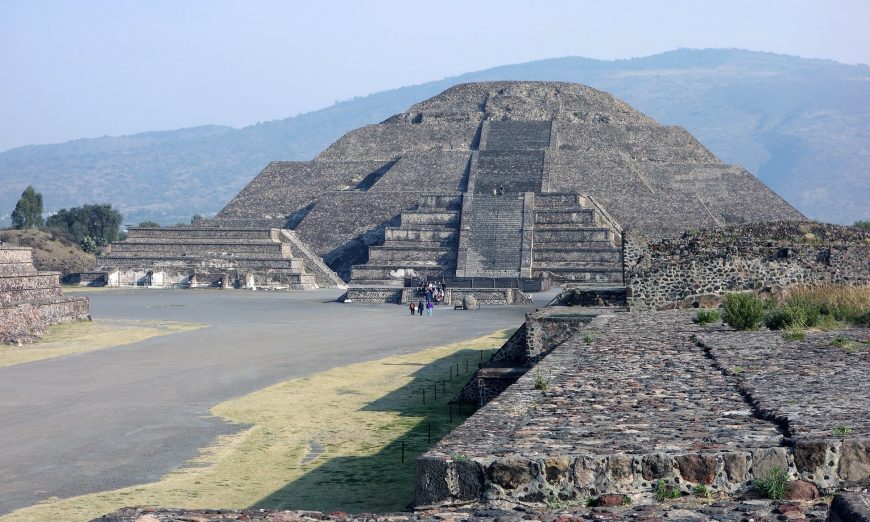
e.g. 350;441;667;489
416;310;870;507
0;245;89;344
98;226;342;290
625;221;870;309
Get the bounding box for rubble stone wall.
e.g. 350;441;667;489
625;222;870;309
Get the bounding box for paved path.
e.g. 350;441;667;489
0;288;548;515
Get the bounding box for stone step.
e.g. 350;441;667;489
532;266;624;284
125;228;276;240
534;209;596;225
0;273;61;292
114;238;279;245
110;243;287;255
0;247;34;264
0;263;38;276
534;193;583;209
418;194;463;210
531;240;615;249
1;285;64;306
400;211;460;227
385;227;458;242
350;263;449;282
533;228;612;242
532;248;622;263
100;256;305;271
382;239;457;249
367;246;457;264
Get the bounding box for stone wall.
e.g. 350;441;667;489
0;246;89;344
625;222;870;309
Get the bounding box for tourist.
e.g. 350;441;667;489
426;300;434;316
409;302;416;315
418;299;424;316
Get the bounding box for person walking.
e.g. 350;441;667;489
409;302;416;316
426;300;434;316
418;299;424;316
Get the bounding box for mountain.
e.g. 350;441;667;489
1;48;868;226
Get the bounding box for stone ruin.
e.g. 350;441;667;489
0;244;89;343
97;81;804;300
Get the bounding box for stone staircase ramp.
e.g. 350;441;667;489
484;120;552;151
348;195;463;286
474;150;544;195
463;196;525;278
531;193;624;285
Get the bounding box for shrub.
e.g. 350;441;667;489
694;309;721;325
693;484;711;498
722;293;765;330
754;466;788;499
833;425;852;436
533;373;549;391
654;479;681;501
764;301;820;330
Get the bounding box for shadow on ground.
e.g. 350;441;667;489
251;347;496;513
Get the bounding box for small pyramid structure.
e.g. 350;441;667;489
101;82;803;294
1;245;89;343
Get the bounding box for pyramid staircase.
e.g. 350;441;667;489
98;226;341;289
349;195;461;286
531;193;623;284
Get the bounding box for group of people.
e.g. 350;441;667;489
408;280;446;317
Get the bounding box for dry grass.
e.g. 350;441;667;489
0;328;513;522
0;228;95;276
783;285;870;326
0;319;204;369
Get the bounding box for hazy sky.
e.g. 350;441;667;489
1;0;868;152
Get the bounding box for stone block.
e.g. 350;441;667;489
751;447;790;480
675;454;718;485
642;453;674;481
489;457;532;490
838;439;870;485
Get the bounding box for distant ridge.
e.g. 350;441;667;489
1;48;867;225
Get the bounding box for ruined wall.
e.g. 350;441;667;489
625;222;870;309
1;246;89;344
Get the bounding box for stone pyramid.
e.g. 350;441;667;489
103;81;804;293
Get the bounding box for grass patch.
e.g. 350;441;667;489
781;330;806;341
764;285;870;330
832;425;853;436
693;309;721;325
533;372;550;391
0;319;204;369
754;466;789;500
1;328;513;521
653;479;681;501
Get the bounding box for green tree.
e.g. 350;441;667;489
137;220;161;228
11;186;44;229
854;220;870;231
46;204;123;246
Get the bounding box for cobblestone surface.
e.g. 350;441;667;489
696;326;870;441
96;497;833;522
432;311;782;458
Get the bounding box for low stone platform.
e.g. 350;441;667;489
0;245;89;343
96;496;836;522
416;310;870;506
344;286;531;306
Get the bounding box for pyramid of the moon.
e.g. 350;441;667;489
100;81;804;289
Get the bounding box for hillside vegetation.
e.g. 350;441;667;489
1;48;867;225
0;228;95;276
